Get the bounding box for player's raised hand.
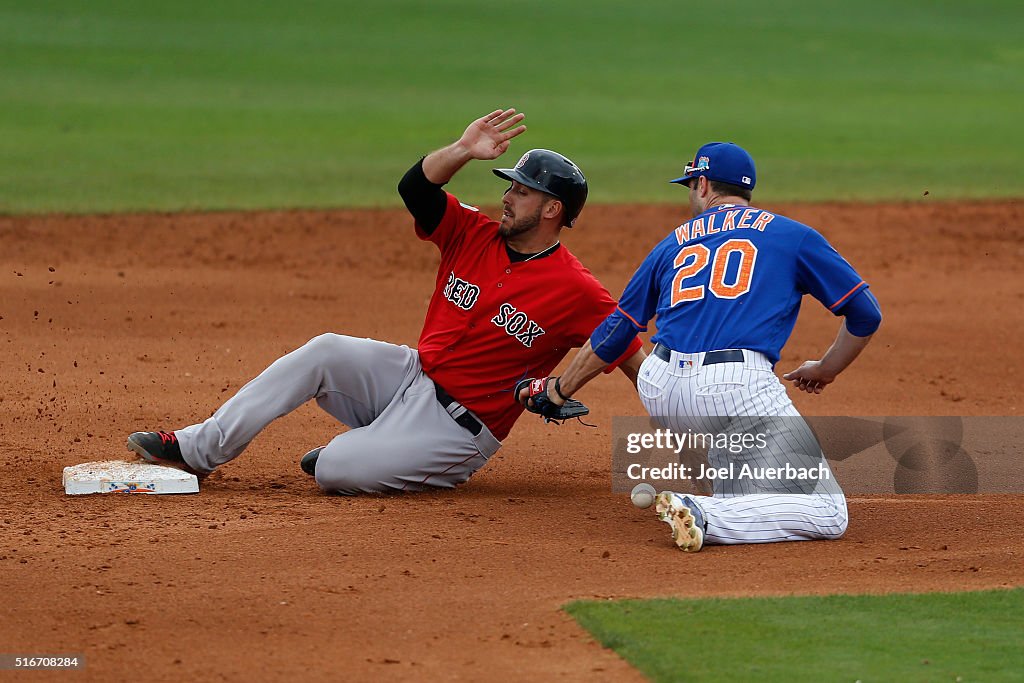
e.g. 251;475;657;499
782;361;836;395
458;109;527;160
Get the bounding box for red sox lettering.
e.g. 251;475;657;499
491;303;545;347
441;275;546;348
443;271;481;310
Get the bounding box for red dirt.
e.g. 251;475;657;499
2;200;1022;681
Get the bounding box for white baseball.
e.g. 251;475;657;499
630;483;656;509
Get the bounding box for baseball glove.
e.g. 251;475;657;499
514;377;590;424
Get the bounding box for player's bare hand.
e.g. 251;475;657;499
458;109;527;160
782;361;835;394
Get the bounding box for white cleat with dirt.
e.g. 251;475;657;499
655;492;705;552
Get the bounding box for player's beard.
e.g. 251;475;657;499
498;205;543;239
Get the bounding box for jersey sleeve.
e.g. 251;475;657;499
576;270;645;366
572;274;620;344
837;288;882;336
588;243;668;363
569;270;638;362
416;191;490;254
796;229;868;312
612;245;665;332
590;311;644;364
398;158;447;234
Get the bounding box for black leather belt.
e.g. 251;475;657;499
652;344;744;366
434;383;484;436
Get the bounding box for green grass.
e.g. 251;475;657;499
566;588;1024;682
1;0;1022;212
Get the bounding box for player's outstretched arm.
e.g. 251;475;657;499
783;322;874;394
517;343;647;412
515;341;609;409
422;109;527;185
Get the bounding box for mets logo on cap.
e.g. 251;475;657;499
694;156;710;172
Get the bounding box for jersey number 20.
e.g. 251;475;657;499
671;239;757;306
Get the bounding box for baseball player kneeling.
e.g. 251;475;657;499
520;142;881;551
126;109;644;494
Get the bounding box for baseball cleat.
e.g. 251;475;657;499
127;431;197;475
300;447;323;477
655;492;705;552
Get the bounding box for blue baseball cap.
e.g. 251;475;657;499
669;142;756;190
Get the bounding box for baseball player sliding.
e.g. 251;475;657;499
519;142;882;551
127;109;644;494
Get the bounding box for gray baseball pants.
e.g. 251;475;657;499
174;334;501;495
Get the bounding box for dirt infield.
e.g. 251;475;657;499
2;200;1022;681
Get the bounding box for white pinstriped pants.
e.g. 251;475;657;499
637;349;848;545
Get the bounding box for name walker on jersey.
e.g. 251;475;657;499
674;207;775;244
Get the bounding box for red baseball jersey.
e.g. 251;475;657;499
416;192;640;441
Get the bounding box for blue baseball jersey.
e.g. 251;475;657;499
603;204;868;365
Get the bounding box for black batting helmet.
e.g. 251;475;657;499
493;149;588;227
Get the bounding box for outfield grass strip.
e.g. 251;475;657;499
566;588;1024;682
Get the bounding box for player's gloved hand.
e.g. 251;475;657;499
514;377;590;424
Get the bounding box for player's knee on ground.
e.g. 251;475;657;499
313;442;405;495
817;499;849;540
831;511;850;539
315;456;387;495
313;439;470;495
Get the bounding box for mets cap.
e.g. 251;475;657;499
670;142;756;190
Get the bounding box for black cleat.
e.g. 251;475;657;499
127;431;195;474
300;447;323;477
